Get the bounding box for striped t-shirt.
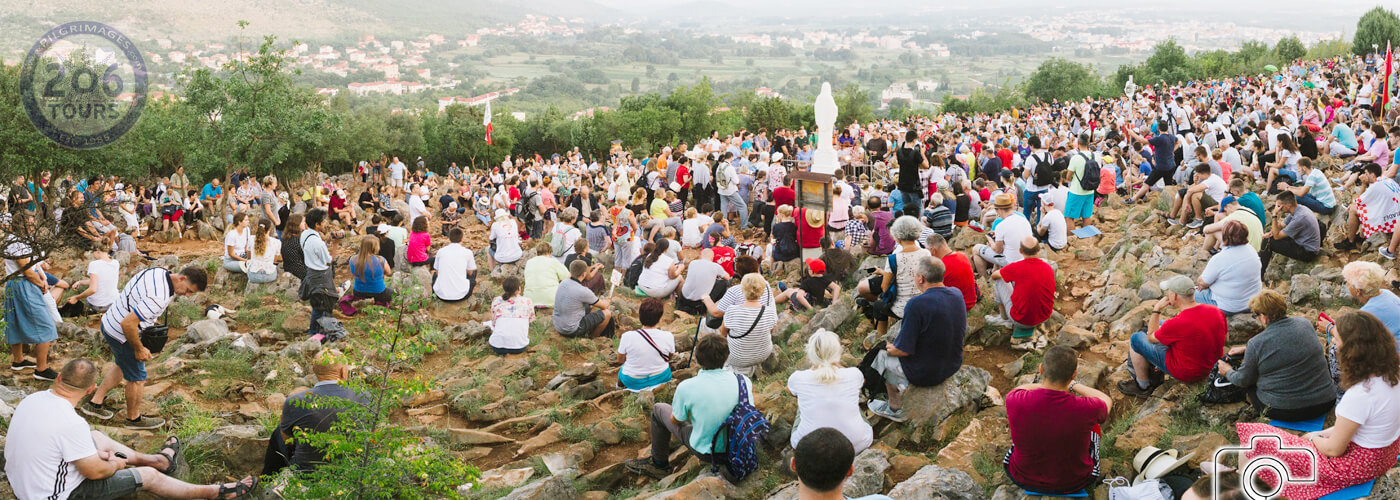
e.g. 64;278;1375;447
101;268;173;343
721;303;777;369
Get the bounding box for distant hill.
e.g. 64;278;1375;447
0;0;619;52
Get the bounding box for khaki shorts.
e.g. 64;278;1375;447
871;349;909;391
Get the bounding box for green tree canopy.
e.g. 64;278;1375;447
1354;6;1400;55
1024;58;1101;103
1275;36;1307;63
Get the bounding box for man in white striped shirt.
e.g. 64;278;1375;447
84;266;207;430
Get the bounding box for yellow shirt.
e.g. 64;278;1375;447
1225;207;1264;252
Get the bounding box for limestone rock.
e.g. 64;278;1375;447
592;420;623;445
900;366;991;444
888;465;985;500
185;319;230;343
478;467;535;489
229;333;260;356
1137;281;1162;301
1370;467;1400;500
846;448;891;498
1227;314;1264;344
189;425;267;475
449;428;514;446
1171;432;1230;468
501;472;579;500
645;476;739;500
516;422;563;456
1289;274;1321;305
281;308;312;333
1055;324;1097;349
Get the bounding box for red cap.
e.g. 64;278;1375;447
806;258;826;275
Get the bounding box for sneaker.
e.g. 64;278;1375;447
1208;248;1221;256
777;282;788;292
1117;379;1156;398
10;359;35;371
624;458;671;480
1335;239;1358;251
868;399;908;422
32;368;58;381
984;315;1014;328
1166;218;1180;226
82;399;115;420
124;415;166;430
1186;219;1204;229
1382;248;1396;261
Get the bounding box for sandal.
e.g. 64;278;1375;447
217;476;259;499
157;436;183;476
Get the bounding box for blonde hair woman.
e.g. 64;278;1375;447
786;329;873;452
720;273;777;377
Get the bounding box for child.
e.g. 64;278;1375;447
769;205;800;274
776;258;841;312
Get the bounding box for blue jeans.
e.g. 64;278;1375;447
1130;330;1171;377
1193;289;1248;315
1298;194;1336;216
719;193;749;229
1023;189;1044;225
309;307;328;336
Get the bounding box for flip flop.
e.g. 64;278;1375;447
157;436;183;476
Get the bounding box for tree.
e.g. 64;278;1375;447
1142;39;1193;84
630;77;640;93
833;85;873;127
1353;6;1400;55
182;23;332;185
665;79;718;142
1275;36;1307;63
1024;58;1101;103
745;96;794;134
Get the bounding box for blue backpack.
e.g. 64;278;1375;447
709;373;769;482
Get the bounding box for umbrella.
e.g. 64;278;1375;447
1263;64;1279;72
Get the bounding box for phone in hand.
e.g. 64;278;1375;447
1319;312;1334;325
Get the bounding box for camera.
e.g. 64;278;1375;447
1212;434;1318;499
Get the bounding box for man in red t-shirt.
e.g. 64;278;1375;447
1119;275;1227;397
773;183;795;209
927;234;978;311
710;245;736;276
1005;346;1111;494
989;237;1055;343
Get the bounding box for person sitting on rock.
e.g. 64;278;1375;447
263;349;367;475
1335;163;1395;253
1235;311;1400;499
1202;181;1266;253
926;234;979;312
6;359;259;500
488;277;533;355
1215;290;1335;420
788;428;893;500
431;227;478;303
1119;275;1226;398
245;217;280;285
787;330;872;454
625;334;752;481
523;240;568;308
720;274;778;377
856;216;932;338
867;257;966;422
1319;262;1400;356
337;235;394;316
676;248;731;316
564;238;605;295
616;298;675;391
1004;345;1111;495
552;260;614;338
775;258;840;312
1258;191;1322;273
636;239;683;298
989;237;1055;347
1195;220;1261;315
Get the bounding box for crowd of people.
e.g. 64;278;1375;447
1;50;1398;500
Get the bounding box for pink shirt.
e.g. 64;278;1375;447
407;231;431;263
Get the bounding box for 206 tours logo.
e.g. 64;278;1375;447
19;21;148;150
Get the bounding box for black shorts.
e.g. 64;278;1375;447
560;309;612;338
1144;169;1176;187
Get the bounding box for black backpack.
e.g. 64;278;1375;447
622;257;645;289
516;191;539;224
1031;153;1056;186
1197;354;1246;404
1075;152;1100;192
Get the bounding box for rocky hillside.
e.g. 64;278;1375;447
4;166;1400;499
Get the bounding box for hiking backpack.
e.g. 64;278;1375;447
550;226;577;258
621;257;645;289
1075;153;1101;192
709;373;769;482
516;191;539;224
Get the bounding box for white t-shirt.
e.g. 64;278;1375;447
993;213;1035;262
1201;174;1228;202
85;259;120;308
550;226;580;264
680;259;729;301
4;391;98;500
617;328;676;378
637;254;677;290
1038;209;1068;250
490;220;523;263
246;238;281;275
681;215;712;247
432;243;477;301
224;227;250;258
1050;185;1070;213
1336;376;1400;448
787;367;873;452
408;195;428;222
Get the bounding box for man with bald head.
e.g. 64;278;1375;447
264;349;367;475
989;236;1057;347
6;359;258;499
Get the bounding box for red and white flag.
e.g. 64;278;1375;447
484;99;493;145
1383;42;1393;115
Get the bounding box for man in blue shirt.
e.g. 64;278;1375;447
1327;122;1358;157
626;334;750;481
200;178;223;204
1127;121;1178;204
868;257;967;422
